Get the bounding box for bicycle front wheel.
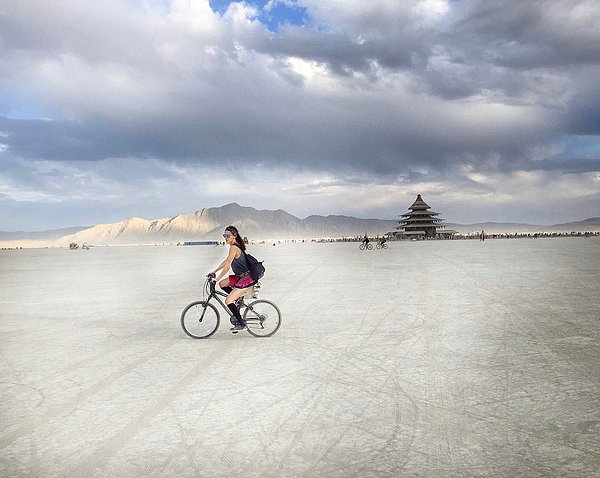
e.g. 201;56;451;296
181;301;220;339
382;243;388;249
244;300;282;337
367;243;373;250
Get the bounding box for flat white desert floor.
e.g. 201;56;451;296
1;238;599;477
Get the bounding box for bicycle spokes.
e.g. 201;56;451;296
180;301;220;339
243;300;281;337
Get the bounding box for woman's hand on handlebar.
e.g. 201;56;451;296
207;272;216;282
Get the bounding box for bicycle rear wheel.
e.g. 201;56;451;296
181;301;220;339
243;299;282;337
359;243;365;250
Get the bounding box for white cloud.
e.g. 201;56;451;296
2;155;597;226
0;176;57;202
413;0;450;23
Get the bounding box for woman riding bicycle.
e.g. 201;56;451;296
208;225;255;333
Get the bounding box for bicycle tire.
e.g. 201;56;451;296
181;301;220;339
382;243;388;249
359;244;365;250
243;299;282;338
375;243;381;249
366;243;373;250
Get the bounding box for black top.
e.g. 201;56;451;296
231;246;250;275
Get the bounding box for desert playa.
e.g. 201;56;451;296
1;238;599;477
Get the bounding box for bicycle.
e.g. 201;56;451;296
375;242;388;249
180;276;282;339
359;242;373;250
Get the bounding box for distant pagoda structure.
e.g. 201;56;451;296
394;194;455;239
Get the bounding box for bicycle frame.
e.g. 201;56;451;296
204;280;237;319
203;279;260;323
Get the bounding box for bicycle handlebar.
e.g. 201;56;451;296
204;273;217;295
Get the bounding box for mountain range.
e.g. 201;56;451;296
49;203;398;244
0;226;92;241
1;203;599;246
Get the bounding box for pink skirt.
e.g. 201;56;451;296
228;273;255;289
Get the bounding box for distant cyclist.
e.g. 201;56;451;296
362;234;370;248
379;236;387;246
208;225;256;333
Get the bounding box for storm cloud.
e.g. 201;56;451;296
0;0;598;229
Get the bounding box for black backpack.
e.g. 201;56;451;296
244;251;265;281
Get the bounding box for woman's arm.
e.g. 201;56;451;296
210;246;238;281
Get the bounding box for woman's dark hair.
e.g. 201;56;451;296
225;225;246;251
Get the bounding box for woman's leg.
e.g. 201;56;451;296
225;286;247;305
220;277;235;294
226;287;250;328
218;278;230;290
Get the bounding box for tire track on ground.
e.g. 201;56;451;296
64;344;229;477
0;337;179;450
24;334;141;388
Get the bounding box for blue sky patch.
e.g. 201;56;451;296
560;135;600;158
0;89;50;121
209;0;309;31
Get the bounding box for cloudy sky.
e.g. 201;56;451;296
1;0;599;230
